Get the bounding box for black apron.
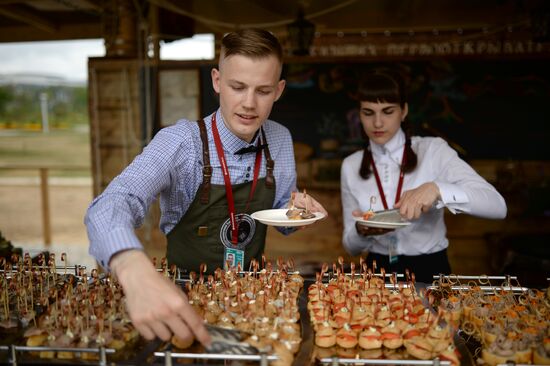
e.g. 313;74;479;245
166;119;275;274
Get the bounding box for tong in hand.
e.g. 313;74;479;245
204;324;261;355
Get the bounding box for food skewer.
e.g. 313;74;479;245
61;253;67;276
285;191;302;219
300;189;316;219
362;196;377;220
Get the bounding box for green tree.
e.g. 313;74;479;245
0;84;88;127
7;87;39;124
0;86;14;117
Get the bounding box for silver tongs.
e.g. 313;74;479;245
136;325;261;363
204;324;261;355
369;208;407;223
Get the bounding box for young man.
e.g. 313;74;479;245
85;29;327;345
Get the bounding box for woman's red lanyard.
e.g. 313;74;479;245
211;113;263;245
369;146;407;210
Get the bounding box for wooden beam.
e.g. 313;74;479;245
77;0;105;13
149;3;160;61
0;4;57;33
0;23;101;42
46;0;106;13
0;0;103;12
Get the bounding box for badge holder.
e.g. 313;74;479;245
224;247;244;270
388;234;399;264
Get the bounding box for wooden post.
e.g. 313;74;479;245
39;168;52;246
149;3;160;62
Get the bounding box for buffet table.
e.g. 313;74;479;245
0;254;548;366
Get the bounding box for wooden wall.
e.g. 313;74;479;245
88;58;144;197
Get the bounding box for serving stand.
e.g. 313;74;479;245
1;254;548;366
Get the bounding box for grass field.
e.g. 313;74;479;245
0;128;94;262
0;128;91;177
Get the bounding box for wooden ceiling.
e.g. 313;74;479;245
0;0;103;41
0;0;546;43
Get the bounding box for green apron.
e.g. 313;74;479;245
166;119;275;274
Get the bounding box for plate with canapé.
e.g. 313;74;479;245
251;209;325;227
353;209;411;229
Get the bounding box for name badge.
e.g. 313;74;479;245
224;247;244;271
388;235;399;264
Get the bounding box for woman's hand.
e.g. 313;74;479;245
352;209;393;236
394;182;440;220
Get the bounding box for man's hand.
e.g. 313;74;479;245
110;250;211;347
352;209;393;236
394;182;440;220
292;191;328;216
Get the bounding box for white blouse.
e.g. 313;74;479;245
340;129;507;256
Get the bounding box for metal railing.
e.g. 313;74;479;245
0;164;89;246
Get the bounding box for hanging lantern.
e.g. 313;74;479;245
287;7;315;56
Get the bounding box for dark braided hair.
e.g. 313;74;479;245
354;70;417;179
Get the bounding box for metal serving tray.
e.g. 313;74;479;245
0;273;481;366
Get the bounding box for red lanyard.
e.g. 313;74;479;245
369;146;406;210
211;113;263;244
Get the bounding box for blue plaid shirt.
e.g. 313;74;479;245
85;109;297;269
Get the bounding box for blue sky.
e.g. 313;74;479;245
0;34;214;83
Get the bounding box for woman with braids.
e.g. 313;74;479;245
340;70;507;283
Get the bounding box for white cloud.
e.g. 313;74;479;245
0;34;215;83
0;39;105;82
160;33;215;60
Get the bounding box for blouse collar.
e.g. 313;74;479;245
370;129;405;162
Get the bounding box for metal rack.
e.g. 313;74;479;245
0;267;300;365
318;358;451;365
153;351;278;366
0;264;87;277
428;274;530;293
301;276;470;366
0;345;281;366
322;272;406;279
0;345;113;366
1;270;546;365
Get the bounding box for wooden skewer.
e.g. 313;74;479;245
300;188;316;219
286;191;302;218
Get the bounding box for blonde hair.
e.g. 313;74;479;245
220;28;283;65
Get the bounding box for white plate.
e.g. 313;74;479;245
353;209;411;229
251;209;326;227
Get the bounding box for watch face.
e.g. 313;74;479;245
220;213;256;250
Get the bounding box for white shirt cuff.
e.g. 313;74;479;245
434;181;470;214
